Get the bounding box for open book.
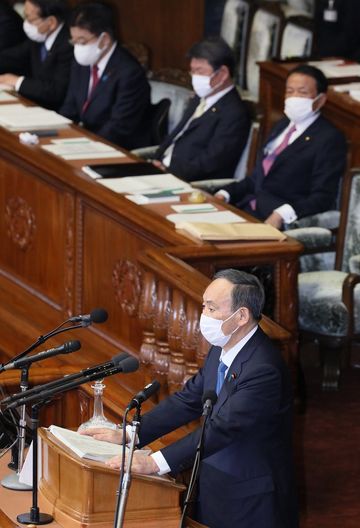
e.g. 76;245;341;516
176;222;286;241
48;425;124;461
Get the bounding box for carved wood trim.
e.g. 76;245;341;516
5;196;36;251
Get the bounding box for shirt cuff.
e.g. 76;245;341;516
15;76;25;92
151;450;171;475
216;189;230;203
274;203;297;224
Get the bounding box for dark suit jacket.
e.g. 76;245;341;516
60;44;151;149
0;1;25;52
155;87;250;182
0;25;72;110
222;115;347;221
138;328;298;528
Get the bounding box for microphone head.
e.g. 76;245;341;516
120;356;139;373
90;308;108;324
66;340;81;353
202;390;217;406
112;352;129;366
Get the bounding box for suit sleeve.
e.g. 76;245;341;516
96;62;150;145
159;364;282;474
18;44;73;110
168;105;250;181
59;61;81;122
0;40;31;75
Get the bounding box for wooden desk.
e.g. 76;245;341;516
259;60;360;165
0;96;302;404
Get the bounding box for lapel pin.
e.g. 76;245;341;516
231;372;237;380
305;136;310;141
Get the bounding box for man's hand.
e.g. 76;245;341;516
214;191;226;202
265;211;283;229
152;159;166;171
0;74;20;88
79;426;124;444
105;452;159;474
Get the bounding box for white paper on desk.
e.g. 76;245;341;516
349;90;360;102
0;91;17;102
321;64;360;78
171;203;217;213
18;438;42;487
0;103;72;130
333;82;360;92
98;174;192;194
166;210;246;225
42;140;124;160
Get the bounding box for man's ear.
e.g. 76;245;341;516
236;307;250;326
47;15;58;32
313;92;327;112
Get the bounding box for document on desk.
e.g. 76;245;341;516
0;90;17;102
166;210;246;225
333;82;360;92
308;60;360;78
42;137;124;160
97;173;192;194
0;103;72;130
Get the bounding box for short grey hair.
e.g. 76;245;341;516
213;269;265;321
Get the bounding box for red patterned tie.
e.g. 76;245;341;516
82;65;99;114
262;125;296;176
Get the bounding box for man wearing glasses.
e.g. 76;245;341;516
0;0;72;111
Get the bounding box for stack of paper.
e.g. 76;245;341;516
0;103;71;130
166;210;245;225
308;60;360;79
0;90;18;103
176;222;286;241
42;137;124;160
333;82;360;92
98;173;192;195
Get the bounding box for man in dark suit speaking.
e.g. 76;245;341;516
152;37;251;182
215;64;347;229
82;270;298;528
60;2;151;149
0;0;72;110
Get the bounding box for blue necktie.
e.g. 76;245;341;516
216;361;227;395
40;43;48;62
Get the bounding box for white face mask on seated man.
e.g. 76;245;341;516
73;33;105;67
284;93;323;124
23;19;49;43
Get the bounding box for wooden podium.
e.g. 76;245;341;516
38;428;186;528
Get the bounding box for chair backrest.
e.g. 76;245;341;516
220;0;254;87
149;79;192;134
285;0;315;17
233;121;261;180
336;171;360;273
280;17;313;59
149;98;171;145
245;5;283;99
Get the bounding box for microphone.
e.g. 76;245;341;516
1;352;129;405
0;340;81;372
126;380;160;411
202;390;217;417
68;308;108;326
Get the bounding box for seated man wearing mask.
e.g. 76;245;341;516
81;269;298;528
0;0;72;110
152;37;250;182
59;2;151;149
215;65;347;229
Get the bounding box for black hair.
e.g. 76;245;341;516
69;1;116;38
213;269;265;321
287;64;328;94
187;36;235;77
28;0;67;22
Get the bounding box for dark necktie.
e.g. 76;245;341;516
216;361;227;395
40;43;48;62
82;65;100;114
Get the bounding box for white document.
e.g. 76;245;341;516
18;438;42;487
48;425;123;461
0;103;72;130
333;82;360;92
0;91;18;102
42;140;124;160
171;203;217;213
166;210;246;225
97;173;192;194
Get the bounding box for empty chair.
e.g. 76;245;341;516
149;79;192;134
280;16;314;59
297;169;360;390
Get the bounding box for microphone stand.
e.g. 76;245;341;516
179;412;211;528
17;400;53;525
114;406;141;528
1;366;32;491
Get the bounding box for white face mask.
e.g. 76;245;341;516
200;309;239;348
23;19;48;43
284;95;321;124
191;71;219;98
73;33;104;67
